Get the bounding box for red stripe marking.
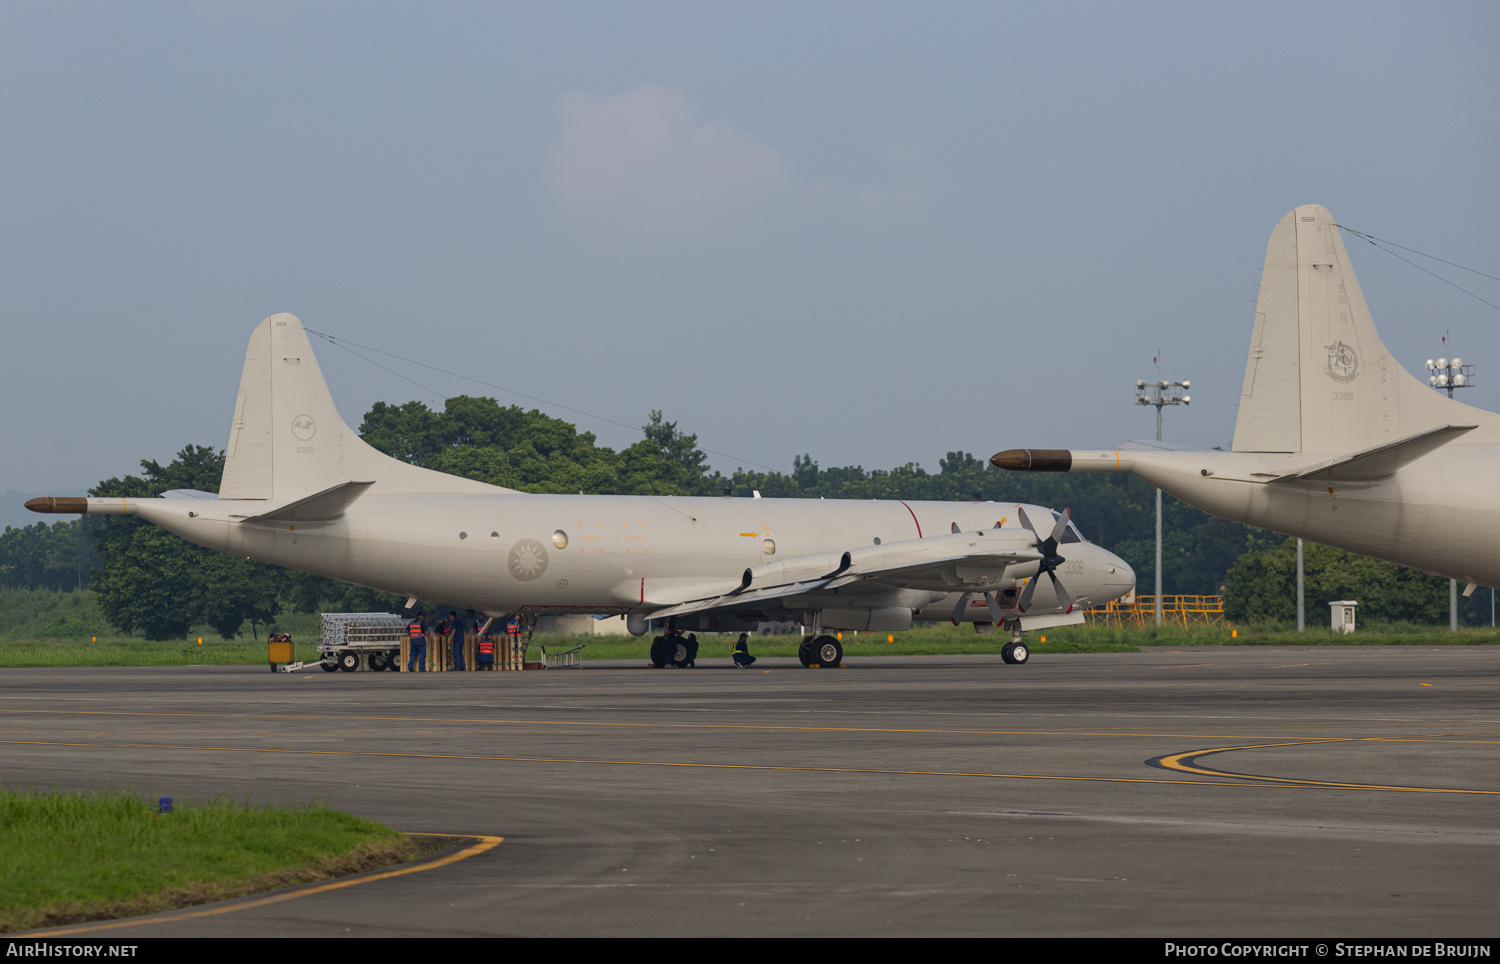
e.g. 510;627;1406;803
898;501;922;538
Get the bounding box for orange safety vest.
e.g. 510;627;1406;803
408;622;425;639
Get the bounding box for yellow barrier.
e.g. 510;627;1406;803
1087;595;1226;629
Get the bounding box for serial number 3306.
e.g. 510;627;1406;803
1332;392;1355;401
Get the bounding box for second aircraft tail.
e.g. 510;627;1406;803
219;313;511;501
1232;204;1500;455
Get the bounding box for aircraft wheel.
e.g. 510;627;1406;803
1000;645;1016;664
672;639;699;668
797;637;814;668
1009;642;1029;664
650;636;670;668
813;635;842;668
337;650;360;672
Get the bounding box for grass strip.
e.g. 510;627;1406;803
0;790;425;933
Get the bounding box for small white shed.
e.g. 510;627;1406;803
1329;600;1358;634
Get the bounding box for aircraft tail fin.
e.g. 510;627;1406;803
1231;205;1500;454
220;314;511;500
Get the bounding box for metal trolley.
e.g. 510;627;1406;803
318;612;409;672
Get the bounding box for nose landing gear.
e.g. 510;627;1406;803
1000;624;1030;664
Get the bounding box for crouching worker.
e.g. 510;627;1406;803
477;623;496;671
732;632;756;668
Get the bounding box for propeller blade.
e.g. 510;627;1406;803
950;592;970;625
1018;576;1038;613
984;591;1005;626
1016;506;1041;543
1048;507;1071;546
1047;569;1074;614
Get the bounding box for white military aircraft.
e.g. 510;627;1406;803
994;203;1500;592
29;314;1135;668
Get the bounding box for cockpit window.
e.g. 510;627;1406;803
1051;510;1086;543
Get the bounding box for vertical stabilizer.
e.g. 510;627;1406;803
221;314;512;501
1233;205;1500;454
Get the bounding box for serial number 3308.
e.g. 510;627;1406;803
1332;392;1355;401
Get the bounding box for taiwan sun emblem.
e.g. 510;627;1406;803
1325;341;1359;383
508;539;549;582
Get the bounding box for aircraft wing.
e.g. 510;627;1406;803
646;529;1043;621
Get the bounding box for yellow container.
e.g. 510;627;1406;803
268;638;294;664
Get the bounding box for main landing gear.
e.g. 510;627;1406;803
797;635;843;668
649;634;699;668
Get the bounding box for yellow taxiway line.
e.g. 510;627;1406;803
1152;738;1500;794
21;833;502;937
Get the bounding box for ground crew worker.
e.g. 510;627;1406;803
507;613;523;668
477;624;496;670
448;610;466;671
732;632;756;668
407;611;427;672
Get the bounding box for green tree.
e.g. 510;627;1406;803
1223;538;1464;626
0;520;99;591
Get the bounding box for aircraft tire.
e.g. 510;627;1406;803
1009;642;1030;664
337;650;360;673
813;635;842;668
672;639;698;668
797;638;814;668
650;636;669;668
1000;645;1017;664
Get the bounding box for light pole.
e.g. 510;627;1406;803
1297;538;1304;632
1135;358;1190;627
1424;339;1475;632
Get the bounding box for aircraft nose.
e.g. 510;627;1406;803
1103;551;1136;598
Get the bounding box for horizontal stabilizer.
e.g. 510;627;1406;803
1272;424;1477;483
160;489;219;500
240;480;376;523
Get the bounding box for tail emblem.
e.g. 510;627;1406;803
1325;341;1359;383
292;415;318;441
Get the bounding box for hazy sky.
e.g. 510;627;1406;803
3;1;1498;501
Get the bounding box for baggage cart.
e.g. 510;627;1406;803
318;612;408;672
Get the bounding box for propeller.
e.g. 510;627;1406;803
950;589;1006;626
1016;506;1074;614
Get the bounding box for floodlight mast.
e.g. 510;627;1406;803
1425;333;1477;631
1135;355;1190;627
